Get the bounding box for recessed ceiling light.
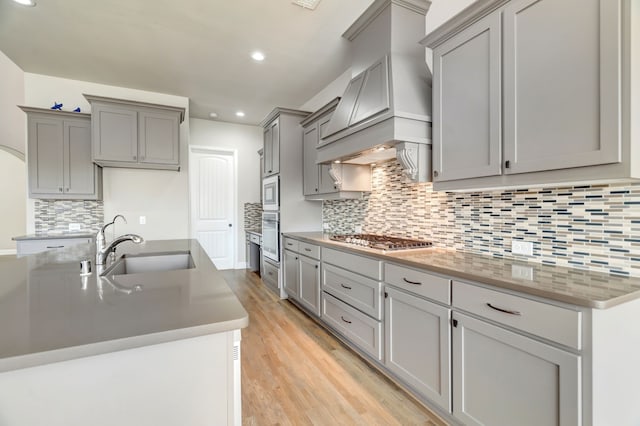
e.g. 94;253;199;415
236;111;245;118
12;0;36;6
251;51;265;61
292;0;321;10
209;112;218;119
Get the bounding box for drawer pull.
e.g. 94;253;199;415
46;245;64;249
304;248;312;252
268;271;273;276
340;283;352;290
287;242;293;246
341;316;352;324
402;277;422;285
486;303;521;316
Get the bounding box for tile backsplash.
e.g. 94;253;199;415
244;202;262;230
34;200;104;234
323;160;640;277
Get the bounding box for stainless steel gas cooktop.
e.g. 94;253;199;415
330;234;433;251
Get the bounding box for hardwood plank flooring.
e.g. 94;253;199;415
222;269;448;426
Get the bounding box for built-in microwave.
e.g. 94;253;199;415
262;175;279;211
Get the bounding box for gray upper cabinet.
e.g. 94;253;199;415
85;94;185;171
302;124;319;195
431;12;502;182
263;119;279;177
21;107;102;200
422;0;634;191
502;0;621;174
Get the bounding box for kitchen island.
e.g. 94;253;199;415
0;239;248;426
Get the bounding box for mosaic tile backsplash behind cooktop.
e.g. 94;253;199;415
323;160;640;277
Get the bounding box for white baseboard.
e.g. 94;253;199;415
0;249;16;256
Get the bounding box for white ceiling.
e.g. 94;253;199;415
0;0;374;124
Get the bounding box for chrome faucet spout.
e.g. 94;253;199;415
96;215;127;254
96;233;144;265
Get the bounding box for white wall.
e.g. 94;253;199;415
0;50;26;252
189;118;262;268
24;73;190;240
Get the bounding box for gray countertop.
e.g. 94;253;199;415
13;232;96;241
0;239;248;373
284;232;640;309
245;228;262;236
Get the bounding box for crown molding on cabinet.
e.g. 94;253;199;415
343;0;431;41
82;94;185;123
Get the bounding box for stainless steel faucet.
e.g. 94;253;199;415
96;233;144;265
96;214;127;255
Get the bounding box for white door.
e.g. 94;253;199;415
190;148;235;270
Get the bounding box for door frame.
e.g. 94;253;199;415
188;145;239;269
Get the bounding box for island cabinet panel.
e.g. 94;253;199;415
503;0;621;174
23;107;101;200
452;312;581;426
431;11;502;182
384;286;451;412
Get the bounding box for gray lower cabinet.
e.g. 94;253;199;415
384;286;451;412
21;107;101;200
283;240;321;316
452;312;581;426
85;94;184;171
283;249;299;299
422;0;631;190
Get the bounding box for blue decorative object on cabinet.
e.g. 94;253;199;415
51;102;63;110
73;107;81;112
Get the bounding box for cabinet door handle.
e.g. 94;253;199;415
58;187;63;192
340;283;352;290
133;155;137;161
403;277;422;285
304;248;311;252
340;316;352;324
46;245;64;249
486;303;521;316
433;170;439;178
65;188;69;192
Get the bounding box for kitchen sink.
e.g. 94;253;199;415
100;251;195;276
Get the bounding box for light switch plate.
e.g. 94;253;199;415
68;223;81;231
512;240;533;256
322;223;330;230
139;216;146;225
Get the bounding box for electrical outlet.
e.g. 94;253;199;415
512;264;534;281
512;240;533;256
354;225;363;233
322;223;330;230
139;216;146;225
68;223;81;231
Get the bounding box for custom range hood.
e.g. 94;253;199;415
316;0;432;182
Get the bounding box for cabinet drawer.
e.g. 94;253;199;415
282;237;299;252
16;238;93;256
322;264;383;320
385;263;451;305
298;241;320;260
453;281;582;350
322;247;382;280
249;234;261;244
322;292;383;361
262;260;280;290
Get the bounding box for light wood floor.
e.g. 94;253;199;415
222;269;448;426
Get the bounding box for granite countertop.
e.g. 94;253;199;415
284;232;640;309
13;232;96;241
245;228;262;236
0;239;248;373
